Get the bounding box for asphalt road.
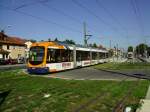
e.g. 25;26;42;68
41;67;139;80
0;64;26;71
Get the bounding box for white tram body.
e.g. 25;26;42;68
27;41;108;74
127;52;134;59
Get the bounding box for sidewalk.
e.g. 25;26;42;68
136;85;150;112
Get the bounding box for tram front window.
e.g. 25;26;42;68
29;46;45;65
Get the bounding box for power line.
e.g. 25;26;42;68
14;0;104;35
96;0;128;34
14;0;83;24
72;0;118;31
0;4;82;34
14;0;49;10
13;0;125;41
72;0;129;47
96;0;130;46
130;0;144;36
41;3;83;25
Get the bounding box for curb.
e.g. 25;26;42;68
95;68;150;80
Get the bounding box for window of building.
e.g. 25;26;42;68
0;44;2;49
7;45;10;50
6;54;8;59
18;54;21;58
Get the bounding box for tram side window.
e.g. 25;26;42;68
76;51;82;61
68;50;73;62
81;51;90;60
99;52;105;59
61;50;73;62
47;49;61;63
92;52;97;60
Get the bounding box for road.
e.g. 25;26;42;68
39;67;140;80
1;62;149;80
0;64;26;71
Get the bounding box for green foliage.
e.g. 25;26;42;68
54;38;58;42
88;43;98;48
128;46;133;52
48;38;51;42
93;43;97;48
136;43;148;56
63;39;76;45
29;39;36;43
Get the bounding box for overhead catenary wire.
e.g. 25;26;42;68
96;0;128;35
41;3;83;25
72;0;118;32
72;0;130;46
13;0;127;41
130;0;145;36
96;0;130;46
14;0;106;38
0;4;82;34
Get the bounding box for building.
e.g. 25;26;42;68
25;41;33;59
0;31;26;60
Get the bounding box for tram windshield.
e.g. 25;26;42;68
29;46;45;65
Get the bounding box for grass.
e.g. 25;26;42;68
94;62;150;71
0;70;149;112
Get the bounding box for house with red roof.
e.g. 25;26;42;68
0;31;27;60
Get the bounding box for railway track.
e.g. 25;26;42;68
0;64;26;71
112;79;140;112
73;77;130;112
72;69;150;112
137;57;148;63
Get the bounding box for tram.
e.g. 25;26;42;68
127;52;134;59
27;41;108;73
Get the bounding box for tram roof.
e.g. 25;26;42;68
31;41;108;53
56;42;108;53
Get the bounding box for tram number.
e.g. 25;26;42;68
62;63;71;68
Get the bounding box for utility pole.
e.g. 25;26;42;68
144;39;147;58
110;40;112;49
116;43;118;61
83;22;92;47
109;40;112;61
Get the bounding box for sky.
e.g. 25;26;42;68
0;0;150;49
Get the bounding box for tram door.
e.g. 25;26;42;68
76;50;82;67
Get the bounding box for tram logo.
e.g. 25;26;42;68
62;63;71;68
84;61;90;65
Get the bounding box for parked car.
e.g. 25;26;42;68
0;59;6;65
17;57;25;64
5;59;18;65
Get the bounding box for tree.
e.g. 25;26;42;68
147;47;150;57
128;46;133;52
54;38;58;42
29;39;36;43
48;38;51;42
93;43;97;48
63;39;75;45
136;43;148;56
